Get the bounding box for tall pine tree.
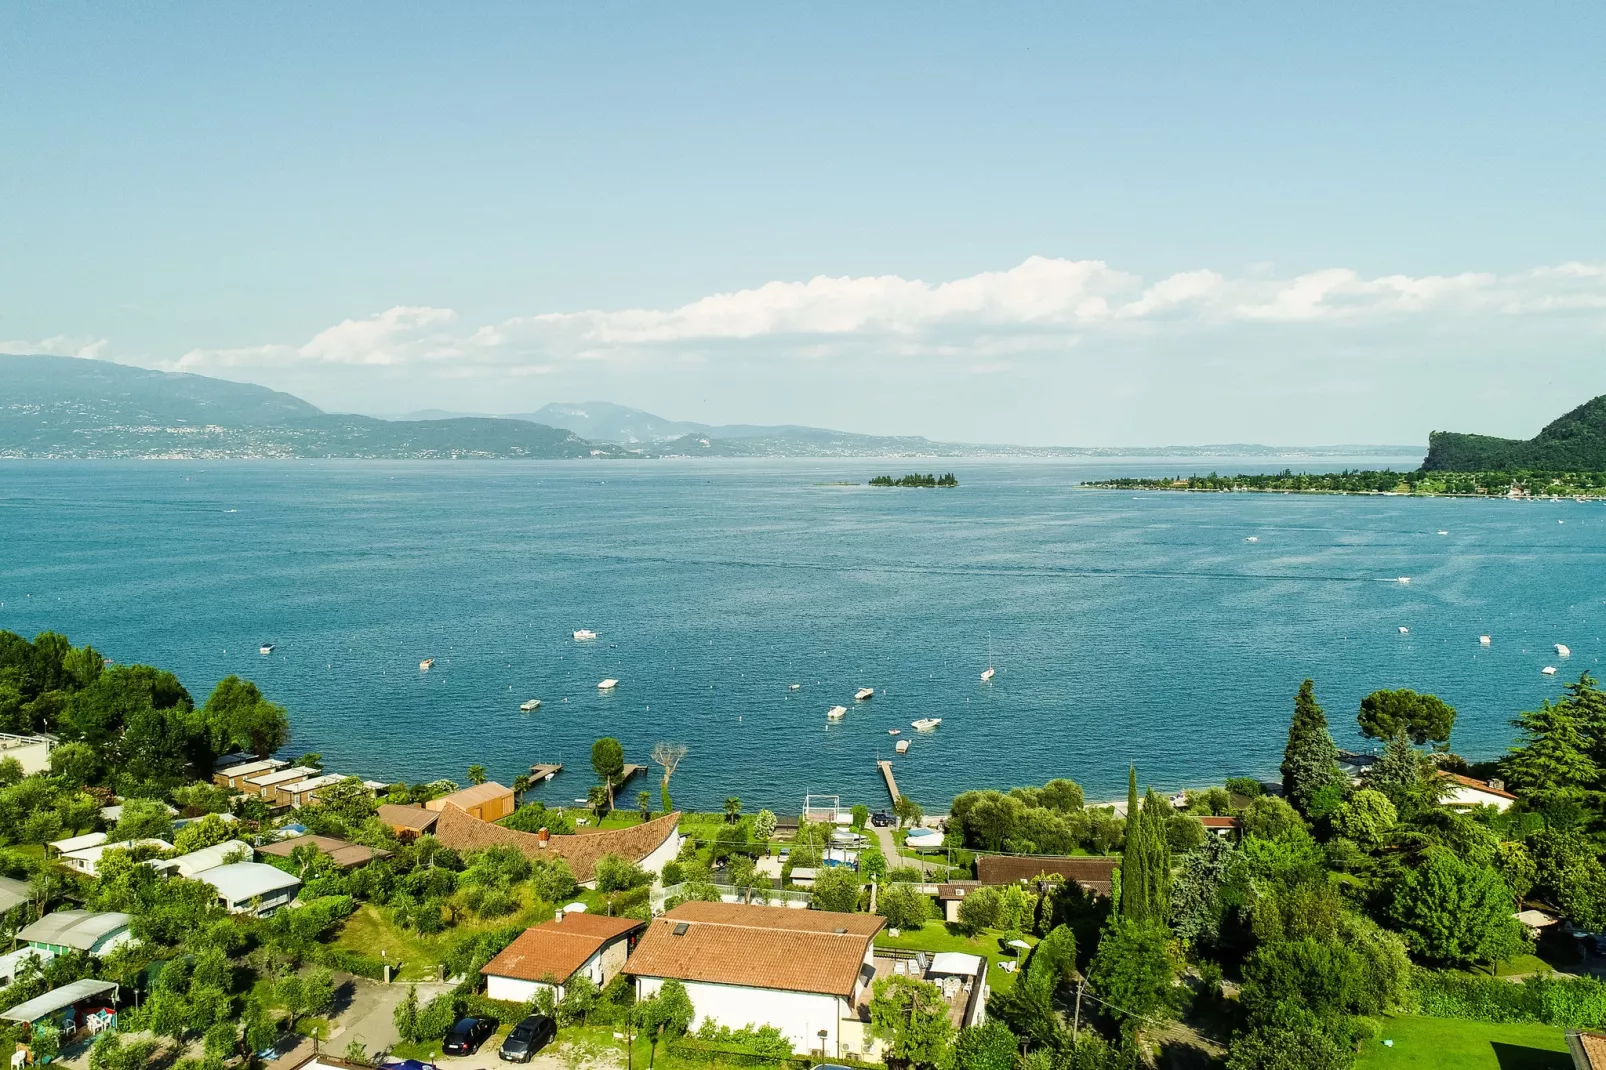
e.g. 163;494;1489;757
1504;673;1604;807
1281;678;1340;816
1120;766;1149;921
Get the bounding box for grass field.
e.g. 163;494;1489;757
332;889;564;981
1357;1015;1570;1070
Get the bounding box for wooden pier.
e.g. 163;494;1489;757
877;760;901;803
619;763;647;783
529;763;563;782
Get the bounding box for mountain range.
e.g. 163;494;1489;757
2;353;1426;461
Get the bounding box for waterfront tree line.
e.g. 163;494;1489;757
1082;468;1606;497
868;472;960;487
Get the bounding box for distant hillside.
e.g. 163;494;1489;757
1422;395;1606;471
0;355;631;459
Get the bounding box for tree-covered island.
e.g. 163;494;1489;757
868;472;959;487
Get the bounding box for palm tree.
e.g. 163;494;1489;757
723;797;742;823
512;774;531;807
587;784;609;821
467;764;488;786
638;790;652;823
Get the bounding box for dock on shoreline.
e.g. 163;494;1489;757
877;759;900;803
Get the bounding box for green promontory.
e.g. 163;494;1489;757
1423;394;1606;471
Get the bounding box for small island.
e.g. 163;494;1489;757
868;472;959;488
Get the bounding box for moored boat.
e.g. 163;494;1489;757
520;699;542;712
419;658;434;671
597;678;618;690
259;644;275;655
854;687;875;701
895;738;910;754
573;629;598;641
827;705;847;720
912;717;941;731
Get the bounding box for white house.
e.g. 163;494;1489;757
0;732;53;776
194;862;301;916
0;875;30;916
625;902;886;1060
166;840;253;879
481;913;645;1002
0;947;52;987
16;911;132;956
1439;772;1517;812
58;839;172;877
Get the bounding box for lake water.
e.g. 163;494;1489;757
1;459;1600;812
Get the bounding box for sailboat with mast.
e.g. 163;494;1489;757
980;636;995;682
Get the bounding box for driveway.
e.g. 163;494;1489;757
402;1033;628;1070
871;824;946;876
329;974;456;1058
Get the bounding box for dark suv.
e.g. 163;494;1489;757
499;1013;558;1062
443;1016;496;1055
870;811;893;827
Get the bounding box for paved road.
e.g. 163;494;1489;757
871;824;946;876
329;974;456;1059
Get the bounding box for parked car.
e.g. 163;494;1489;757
384;1062;438;1070
499;1013;558;1062
870;811;892;827
443;1016;497;1055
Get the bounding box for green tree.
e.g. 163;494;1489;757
1120;767;1148;921
1390;847;1526;968
1332;789;1397;849
199;675;288;758
48;741;101;787
811;865;861;913
511;774;531;807
951;1020;1018;1070
1361;731;1436;816
893;795;924;828
466;764;488;786
753;808;777;845
634;978;694;1068
111;797;174;842
1503;674;1604;806
868;975;956;1069
594;853;650;894
591;737;625;809
392;984;420;1042
878;882;933;931
651;741;687;815
638;790;652;822
172;813;236;854
1226;1009;1351;1070
1281;679;1341;816
1088;916;1176;1030
955;885;1001;935
1358;689;1457;748
723;796;742;823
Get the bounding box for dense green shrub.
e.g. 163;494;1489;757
1411;969;1606;1028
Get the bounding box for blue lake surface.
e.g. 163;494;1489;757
1;459;1601;811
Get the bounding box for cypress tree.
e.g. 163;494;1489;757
1120;766;1149;921
1281;678;1340;816
1139;789;1173;925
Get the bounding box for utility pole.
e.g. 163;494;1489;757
1072;980;1084;1044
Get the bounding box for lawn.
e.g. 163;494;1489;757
875;922;1033;994
332;889;562;981
1356;1015;1570;1070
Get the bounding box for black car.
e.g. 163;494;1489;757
870;811;893;828
443;1016;496;1056
499;1013;558;1062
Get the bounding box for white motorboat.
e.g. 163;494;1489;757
980;667;995;682
597;678;618;690
1479;635;1491;645
895;739;910;754
1398;627;1409;634
573;629;598;641
1437;530;1449;536
1397;577;1411;585
887;728;901;735
788;684;801;691
854;687;875;701
419;658;435;671
1542;666;1558;676
981;635;995;682
1556;644;1571;657
259;644;275;655
520;699;542;712
1245;536;1258;543
827;705;847;720
912;718;941;731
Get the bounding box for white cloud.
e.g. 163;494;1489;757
149;256;1606;374
0;335;108;359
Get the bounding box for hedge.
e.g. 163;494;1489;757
1412;969;1606;1028
312;946;388;981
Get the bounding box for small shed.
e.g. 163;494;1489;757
196;862;302;916
425;782;515;822
0;978;119;1032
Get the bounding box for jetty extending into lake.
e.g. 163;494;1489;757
877;759;901;803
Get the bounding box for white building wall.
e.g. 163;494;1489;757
639;831;682;878
486;975;561;1003
1443;785;1513;812
637;976;845;1057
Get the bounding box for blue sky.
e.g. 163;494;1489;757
2;4;1603;445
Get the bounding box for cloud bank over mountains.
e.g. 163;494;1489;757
115;256;1603;374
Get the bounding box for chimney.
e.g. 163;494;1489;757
554;910;562;924
537;827;550;847
1488;778;1505;792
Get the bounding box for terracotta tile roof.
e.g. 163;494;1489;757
1569;1031;1606;1070
935;882;981;901
377;804;440;831
1440;771;1518;801
426;782;514;812
481;915;645;983
429;806;680;883
1198;816;1241;828
257;835;392;869
624;901;884;997
976;854;1119;895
